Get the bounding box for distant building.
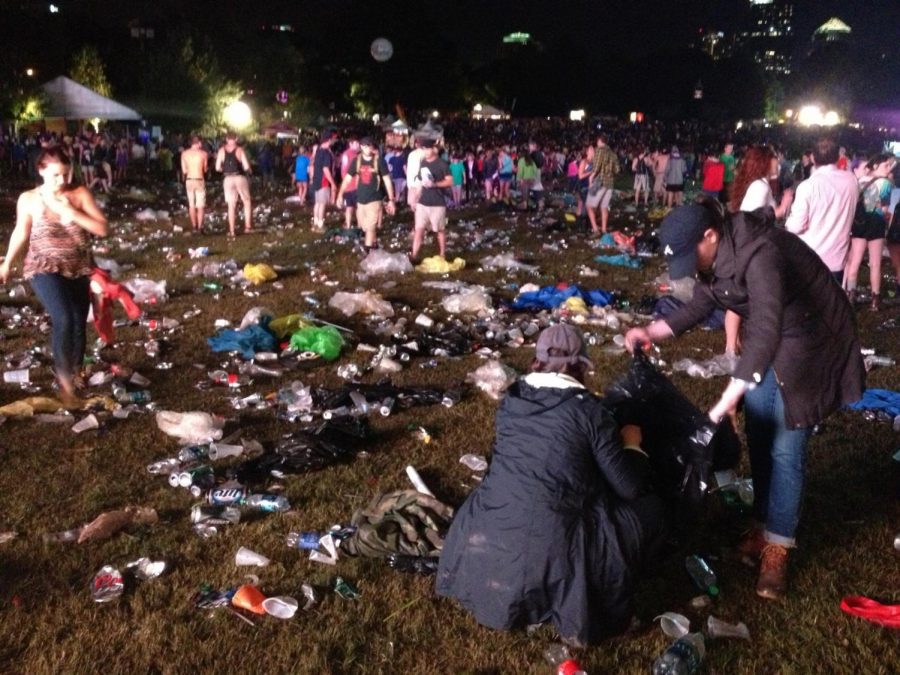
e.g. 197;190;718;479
693;28;733;61
737;0;794;76
813;18;851;44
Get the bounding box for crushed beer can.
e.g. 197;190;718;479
91;565;125;603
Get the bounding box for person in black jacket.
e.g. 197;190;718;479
436;324;666;646
625;198;865;601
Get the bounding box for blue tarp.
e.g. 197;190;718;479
594;253;642;269
846;389;900;417
207;322;278;359
507;285;613;311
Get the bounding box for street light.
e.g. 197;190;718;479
26;68;34;77
223;101;252;130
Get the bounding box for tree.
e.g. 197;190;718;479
70;45;112;96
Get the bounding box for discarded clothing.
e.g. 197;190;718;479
90;268;141;345
508;284;612;311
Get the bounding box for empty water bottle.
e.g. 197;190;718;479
177;445;209;463
685;555;719;596
286;531;321;550
543;643;586;675
245;493;291;513
651;632;705;675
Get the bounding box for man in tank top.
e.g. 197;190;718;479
215;131;253;238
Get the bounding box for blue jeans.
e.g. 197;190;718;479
744;369;812;547
30;273;91;380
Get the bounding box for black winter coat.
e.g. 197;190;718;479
435;373;660;645
665;209;865;428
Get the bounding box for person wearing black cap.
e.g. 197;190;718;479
411;137;453;260
335;136;395;252
437;324;666;646
625;204;864;601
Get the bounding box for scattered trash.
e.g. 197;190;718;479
329;291;394;318
288;326;344;362
243;263;278;286
441;286;493;315
706;615;751;640
415;256;466;273
235;547;271;567
544;643;586;675
334;576;361;600
467;361;518;400
156;411;224;444
78;506;159;544
359;249;413;275
459;454;489;472
262;596;299;619
840;596;900;629
232;583;268;615
685;555;719;597
655;612;691;639
91;565;125;603
652;632;705;675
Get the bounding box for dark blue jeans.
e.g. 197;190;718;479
29;273;91;380
744;369;812;547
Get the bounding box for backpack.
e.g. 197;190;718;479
355;150;386;192
341;489;455;558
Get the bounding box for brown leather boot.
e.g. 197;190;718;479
736;527;767;567
756;543;789;601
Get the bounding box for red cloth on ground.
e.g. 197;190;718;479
90;268;141;345
840;596;900;629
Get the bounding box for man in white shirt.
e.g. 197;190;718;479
785;138;859;283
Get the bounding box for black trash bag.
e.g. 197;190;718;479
314;379;464;415
603;350;741;526
232;417;370;482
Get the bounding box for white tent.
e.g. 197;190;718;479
40;76;141;121
471;103;508;120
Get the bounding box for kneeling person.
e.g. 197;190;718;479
336;137;395;252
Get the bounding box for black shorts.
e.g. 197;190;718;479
851;213;887;241
887;215;900;244
666;184;684;193
343;191;358;208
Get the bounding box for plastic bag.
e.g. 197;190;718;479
239;307;275;331
328;291;394;318
156;410;224;444
134;208;158;221
289;326;344;361
442;287;493;315
78;506;158;544
243;263;278;286
415;256;466;274
208;323;278;358
603;351;740;527
268;314;312;339
673;354;738;379
125;278;168;304
509;284;612;311
466;361;518;400
594;253;642;269
359;250;413;275
480;253;537;273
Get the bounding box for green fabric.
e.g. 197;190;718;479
721;153;736;182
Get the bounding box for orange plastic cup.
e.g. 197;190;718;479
232;584;267;615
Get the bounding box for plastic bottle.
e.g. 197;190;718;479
177;445;209;463
245;493;291;513
543;643;586;675
286;531;321;550
651;632;706;675
685;555;719;596
141;317;179;331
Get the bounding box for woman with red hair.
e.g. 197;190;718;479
730;145;793;218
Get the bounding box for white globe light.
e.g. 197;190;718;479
797;105;823;127
823;111;841;126
224;101;252;129
371;38;393;62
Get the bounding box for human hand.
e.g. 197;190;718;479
624;327;651;354
621;424;642;448
385;201;396;217
0;259;10;284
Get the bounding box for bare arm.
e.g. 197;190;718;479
65;187;108;237
335;173;351;205
238;148;251;174
0;193;35;282
214;149;224;172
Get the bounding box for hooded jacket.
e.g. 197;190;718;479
665;209;865;428
435;372;659;644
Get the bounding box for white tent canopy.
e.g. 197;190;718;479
40;76;141;121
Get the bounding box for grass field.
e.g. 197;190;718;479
0;176;897;674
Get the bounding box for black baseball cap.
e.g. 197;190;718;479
658;205;714;280
359;136;374;147
419;137;437;149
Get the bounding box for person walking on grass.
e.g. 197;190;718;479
336;136;396;253
0;146;108;407
411;138;453;261
181;135;209;233
215;132;253;238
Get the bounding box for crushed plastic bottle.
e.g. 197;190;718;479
651;632;706;675
286;531;321;550
685;555;719;597
244;493;291;513
543;643;587;675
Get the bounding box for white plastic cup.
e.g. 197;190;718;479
208;443;243;461
234;546;270;567
72;414;99;433
129;372;151;387
3;369;30;384
262;596;298;619
414;313;434;328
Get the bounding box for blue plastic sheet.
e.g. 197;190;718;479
507;284;612;311
846;389;900;417
594;253;642;269
208;322;278;358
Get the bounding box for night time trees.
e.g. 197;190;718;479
69;46;113;97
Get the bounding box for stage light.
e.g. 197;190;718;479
224;101;252;129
